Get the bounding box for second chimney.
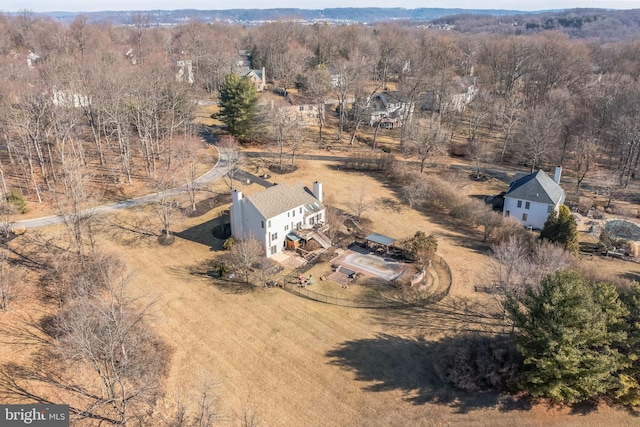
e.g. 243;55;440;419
313;181;323;202
553;166;562;184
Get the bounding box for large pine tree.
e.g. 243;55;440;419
218;74;258;140
506;271;628;403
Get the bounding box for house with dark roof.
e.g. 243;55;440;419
230;182;329;257
367;91;414;129
233;50;266;91
503;167;566;230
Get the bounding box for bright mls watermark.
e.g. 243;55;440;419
1;405;69;426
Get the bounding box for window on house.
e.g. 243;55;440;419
309;217;315;225
517;200;522;208
505;211;510;217
272;232;278;240
284;225;289;231
299;106;304;111
525;201;530;209
288;212;290;217
261;220;264;228
300;207;302;214
292;210;295;217
522;213;528;222
270;245;277;255
268;220;271;227
548;205;554;213
317;213;322;221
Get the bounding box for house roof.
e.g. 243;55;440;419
246;68;264;81
365;233;396;246
504;170;565;205
373;91;407;108
245;183;324;220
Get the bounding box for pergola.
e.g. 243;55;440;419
364;233;396;253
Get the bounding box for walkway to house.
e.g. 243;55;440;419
272;250;307;270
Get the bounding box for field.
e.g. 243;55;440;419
3;156;640;426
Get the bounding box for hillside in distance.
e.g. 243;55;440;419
16;7;640;41
33;7;525;25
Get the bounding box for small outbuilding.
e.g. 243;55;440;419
365;233;396;253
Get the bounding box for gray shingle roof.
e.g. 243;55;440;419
245;183;324;220
504;170;565;205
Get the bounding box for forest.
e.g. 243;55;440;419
2;12;640;210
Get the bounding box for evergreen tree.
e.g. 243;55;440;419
540;205;579;254
506;271;628;403
218;73;258;140
616;283;640;405
403;231;437;266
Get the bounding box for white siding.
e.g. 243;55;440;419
503;197;559;230
231;185;327;257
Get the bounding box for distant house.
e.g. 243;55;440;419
367;91;414;129
257;90;326;127
52;89;90;108
280;91;325;126
175;60;194;84
233;50;266;91
420;76;477;113
503;167;566;230
230;182;330;257
26;51;40;69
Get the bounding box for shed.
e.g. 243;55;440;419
286;233;300;250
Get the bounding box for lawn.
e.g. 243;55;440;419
2;158;640;426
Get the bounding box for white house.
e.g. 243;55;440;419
230;181;329;257
503;167;566;230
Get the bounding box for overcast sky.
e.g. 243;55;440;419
2;1;639;13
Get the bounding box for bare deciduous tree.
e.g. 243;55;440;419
0;252;24;311
404;115;449;173
162;372;220;427
175;136;205;212
347;186;372;222
153;171;180;244
0;253;171;425
218;137;244;194
223;237;265;285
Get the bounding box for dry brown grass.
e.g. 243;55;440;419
2;159;640;427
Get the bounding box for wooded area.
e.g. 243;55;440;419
3;10;640;424
1;12;640;211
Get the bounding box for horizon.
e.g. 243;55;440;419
3;1;640;14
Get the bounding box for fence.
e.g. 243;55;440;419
279;252;453;309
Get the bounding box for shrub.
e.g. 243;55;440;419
7;190;27;214
578;197;593;215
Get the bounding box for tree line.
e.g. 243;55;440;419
1;14;640;210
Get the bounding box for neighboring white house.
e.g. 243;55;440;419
503;166;566;230
230;181;330;257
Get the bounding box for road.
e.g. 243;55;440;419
11;145;520;230
12;145;229;230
